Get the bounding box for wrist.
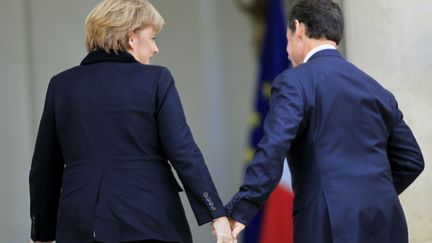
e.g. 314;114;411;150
212;216;227;222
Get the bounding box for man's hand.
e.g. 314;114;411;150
229;218;245;239
211;216;235;243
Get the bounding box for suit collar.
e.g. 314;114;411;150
307;49;343;62
304;44;336;63
80;50;139;65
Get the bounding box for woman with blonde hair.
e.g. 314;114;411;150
29;0;233;242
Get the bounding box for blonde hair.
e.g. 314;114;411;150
85;0;165;53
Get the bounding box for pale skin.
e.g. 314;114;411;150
211;217;236;243
224;20;337;239
128;26;160;64
286;20;337;67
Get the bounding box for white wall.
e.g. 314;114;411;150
344;1;432;242
0;0;33;241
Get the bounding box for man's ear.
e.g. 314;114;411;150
294;20;305;39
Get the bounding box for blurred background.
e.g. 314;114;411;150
0;0;431;242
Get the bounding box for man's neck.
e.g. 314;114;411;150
308;39;337;50
302;39;337;63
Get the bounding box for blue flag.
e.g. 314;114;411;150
243;0;290;242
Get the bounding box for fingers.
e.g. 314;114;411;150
212;216;237;243
232;225;241;238
231;222;245;238
214;228;235;242
217;235;235;243
215;229;235;242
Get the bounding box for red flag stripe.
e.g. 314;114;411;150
259;185;294;243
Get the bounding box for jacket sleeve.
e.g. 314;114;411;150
387;98;424;194
29;78;65;241
155;67;226;225
226;71;305;225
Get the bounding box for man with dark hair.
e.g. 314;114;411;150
225;0;424;242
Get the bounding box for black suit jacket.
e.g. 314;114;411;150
29;50;226;243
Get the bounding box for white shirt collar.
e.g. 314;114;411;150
303;44;337;63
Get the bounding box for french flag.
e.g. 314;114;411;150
243;0;293;242
259;162;294;243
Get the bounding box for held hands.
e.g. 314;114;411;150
228;218;245;239
211;216;235;243
211;217;246;243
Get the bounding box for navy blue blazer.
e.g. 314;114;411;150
226;49;424;243
29;50;226;243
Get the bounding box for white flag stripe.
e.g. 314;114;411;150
279;158;292;189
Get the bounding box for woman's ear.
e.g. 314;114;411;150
128;33;136;50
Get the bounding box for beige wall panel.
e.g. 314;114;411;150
344;1;432;242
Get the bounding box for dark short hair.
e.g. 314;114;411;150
288;0;344;45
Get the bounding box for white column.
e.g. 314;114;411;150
27;0;97;121
0;0;33;241
197;0;230;196
343;1;432;242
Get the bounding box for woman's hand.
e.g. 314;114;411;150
211;216;235;243
229;218;245;239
